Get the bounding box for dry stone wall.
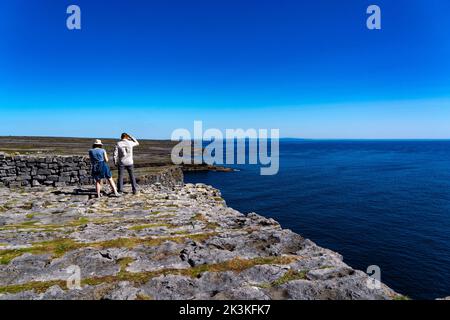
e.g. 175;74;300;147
0;153;183;188
0;154;91;187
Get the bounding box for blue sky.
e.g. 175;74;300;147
1;0;450;139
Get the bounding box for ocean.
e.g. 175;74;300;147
184;140;450;299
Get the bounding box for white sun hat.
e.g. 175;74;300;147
93;139;103;146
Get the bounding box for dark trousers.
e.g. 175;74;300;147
118;165;137;193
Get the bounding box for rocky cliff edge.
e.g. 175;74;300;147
0;183;403;300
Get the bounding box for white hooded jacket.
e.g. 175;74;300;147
113;136;139;166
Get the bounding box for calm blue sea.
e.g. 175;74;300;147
184;140;450;300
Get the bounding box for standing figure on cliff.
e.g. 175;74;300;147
88;139;120;198
114;133;139;195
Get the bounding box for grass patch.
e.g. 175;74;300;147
96;232;215;249
0;251;26;265
0;217;111;233
0;220;41;231
3;201;18;210
21;220;37;226
0;239;85;263
0;280;67;295
136;294;153;300
117;257;135;274
100;257;294;286
88;208;115;214
319;265;334;269
0;233;217;265
180;256;297;278
255;269;308;289
77;217;90;224
25;213;35;219
205;222;220;229
129;223;172;231
393;295;411;300
192;213;207;222
191;213;219;230
148;213;175;219
170;230;193;235
19;203;34;210
271;269;308;286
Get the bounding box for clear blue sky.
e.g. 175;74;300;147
1;0;449;139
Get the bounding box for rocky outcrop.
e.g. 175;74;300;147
130;166;183;188
0;154;183;188
0;183;402;300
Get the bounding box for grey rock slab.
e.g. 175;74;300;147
0;253;53;286
196;271;245;293
0;183;403;300
214;286;271;300
240;264;290;284
103;281;141;300
142;274;200;300
179;243;239;267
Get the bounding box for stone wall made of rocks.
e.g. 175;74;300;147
0;154;91;188
133;166;184;188
0;154;184;188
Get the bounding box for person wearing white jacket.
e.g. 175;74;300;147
114;133;139;194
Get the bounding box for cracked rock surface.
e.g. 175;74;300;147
0;183;401;300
